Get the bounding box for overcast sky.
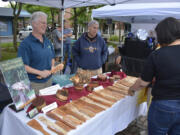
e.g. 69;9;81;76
0;0;10;7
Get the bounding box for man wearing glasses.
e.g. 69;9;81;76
18;11;63;95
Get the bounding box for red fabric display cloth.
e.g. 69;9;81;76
110;71;127;78
27;71;126;113
91;71;126;88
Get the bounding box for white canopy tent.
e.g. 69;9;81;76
5;0;180;9
92;2;180;39
5;0;143;61
92;2;180;23
5;0;180;60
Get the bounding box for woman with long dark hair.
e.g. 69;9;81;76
129;17;180;135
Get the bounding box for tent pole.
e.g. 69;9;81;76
60;0;64;63
119;22;121;43
61;8;64;62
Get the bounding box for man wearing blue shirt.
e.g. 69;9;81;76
18;11;63;95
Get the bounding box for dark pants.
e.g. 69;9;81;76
148;100;180;135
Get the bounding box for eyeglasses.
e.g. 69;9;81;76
39;21;47;25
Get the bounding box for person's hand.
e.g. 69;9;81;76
39;70;51;78
51;63;64;74
115;56;121;65
58;63;64;71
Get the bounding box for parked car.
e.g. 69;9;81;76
19;25;32;40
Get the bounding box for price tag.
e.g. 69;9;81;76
39;84;61;96
42;102;58;114
94;85;104;92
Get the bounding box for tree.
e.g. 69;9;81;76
50;8;56;29
22;4;60;29
70;7;89;39
10;2;22;51
70;5;103;39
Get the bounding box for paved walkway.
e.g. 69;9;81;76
0;36;21;44
115;116;148;135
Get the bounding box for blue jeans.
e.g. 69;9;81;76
148;100;180;135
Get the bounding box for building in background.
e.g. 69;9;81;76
0;7;31;37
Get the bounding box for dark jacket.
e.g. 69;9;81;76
72;33;108;70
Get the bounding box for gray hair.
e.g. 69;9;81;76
88;20;99;27
30;11;47;24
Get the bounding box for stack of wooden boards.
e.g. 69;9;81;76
27;76;137;135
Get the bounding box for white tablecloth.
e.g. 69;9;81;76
0;93;147;135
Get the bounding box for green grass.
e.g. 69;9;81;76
0;51;17;61
0;42;13;48
0;42;18;61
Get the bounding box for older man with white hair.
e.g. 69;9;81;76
18;11;63;94
72;20;108;76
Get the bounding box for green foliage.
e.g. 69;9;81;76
70;7;89;27
109;35;119;42
0;42;19;61
22;4;59;24
70;5;103;26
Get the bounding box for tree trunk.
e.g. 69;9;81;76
50;9;55;29
73;8;78;40
58;9;61;26
10;2;22;52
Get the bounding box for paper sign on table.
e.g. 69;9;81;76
94;85;104;92
42;102;58;114
39;84;61;96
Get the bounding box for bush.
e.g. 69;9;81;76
109;35;119;42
